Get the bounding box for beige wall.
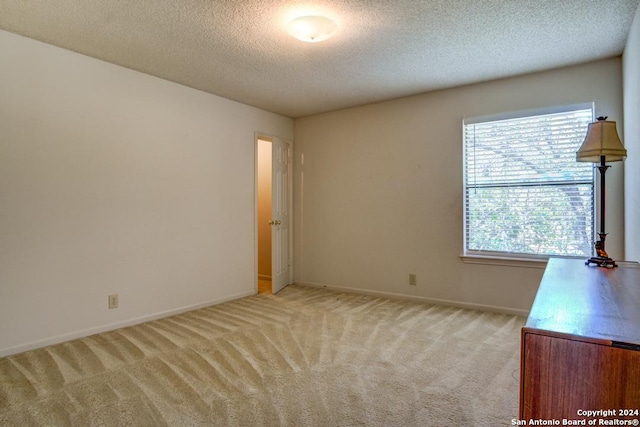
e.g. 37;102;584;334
623;4;640;262
0;31;293;356
294;58;624;314
257;139;272;278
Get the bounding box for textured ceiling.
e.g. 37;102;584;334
1;0;639;118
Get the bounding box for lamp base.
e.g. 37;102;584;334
585;256;617;268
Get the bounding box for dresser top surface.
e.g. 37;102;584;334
524;258;640;345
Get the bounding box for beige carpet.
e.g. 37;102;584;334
0;285;524;426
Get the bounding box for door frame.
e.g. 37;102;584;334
254;133;293;292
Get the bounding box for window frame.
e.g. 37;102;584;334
461;103;595;265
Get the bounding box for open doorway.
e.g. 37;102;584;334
256;135;292;295
257;138;272;294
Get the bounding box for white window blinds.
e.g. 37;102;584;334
463;107;594;258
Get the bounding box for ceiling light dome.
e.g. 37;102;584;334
287;15;337;43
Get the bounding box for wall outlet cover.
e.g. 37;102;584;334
108;294;119;309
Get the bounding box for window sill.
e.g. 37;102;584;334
460;254;549;269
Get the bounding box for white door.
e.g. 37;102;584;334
271;137;291;293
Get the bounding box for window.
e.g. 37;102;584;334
463;106;594;259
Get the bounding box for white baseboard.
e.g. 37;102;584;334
0;290;255;358
294;281;529;317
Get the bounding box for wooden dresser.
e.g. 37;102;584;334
520;258;640;421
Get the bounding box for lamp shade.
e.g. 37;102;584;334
576;119;627;163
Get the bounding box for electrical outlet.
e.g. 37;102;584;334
108;294;119;309
409;274;417;286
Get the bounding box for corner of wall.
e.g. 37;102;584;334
622;3;640;261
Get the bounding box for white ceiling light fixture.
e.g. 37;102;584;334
287;15;337;43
